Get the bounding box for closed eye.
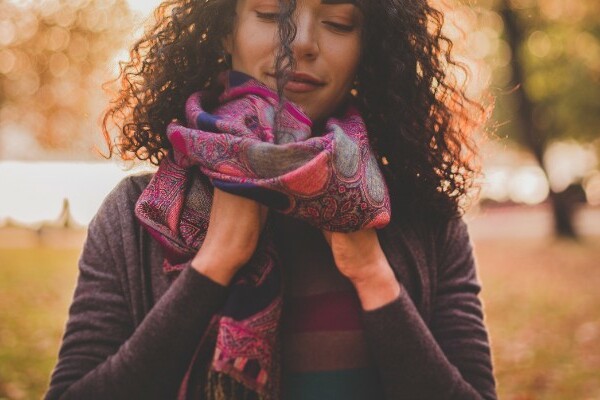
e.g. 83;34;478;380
324;21;354;32
256;11;279;21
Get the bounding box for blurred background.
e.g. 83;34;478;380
0;0;599;399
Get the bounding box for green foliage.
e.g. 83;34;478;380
490;0;600;144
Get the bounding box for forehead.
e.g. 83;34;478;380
241;0;362;14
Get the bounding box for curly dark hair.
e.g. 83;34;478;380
102;0;492;220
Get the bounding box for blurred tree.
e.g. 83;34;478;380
491;0;600;238
0;0;134;158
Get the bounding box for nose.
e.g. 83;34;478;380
291;12;319;60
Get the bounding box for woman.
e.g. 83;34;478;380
46;0;496;399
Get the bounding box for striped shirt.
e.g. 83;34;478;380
278;217;385;399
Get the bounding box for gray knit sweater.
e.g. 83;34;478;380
45;174;497;400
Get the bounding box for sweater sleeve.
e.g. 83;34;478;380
45;177;229;400
360;217;497;400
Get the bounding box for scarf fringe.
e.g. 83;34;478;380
205;370;264;400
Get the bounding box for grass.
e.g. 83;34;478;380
0;248;80;400
0;236;599;399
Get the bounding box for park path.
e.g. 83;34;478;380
465;204;600;239
1;204;599;249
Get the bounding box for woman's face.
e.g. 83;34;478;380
223;0;364;124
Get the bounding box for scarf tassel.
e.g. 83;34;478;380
205;371;264;400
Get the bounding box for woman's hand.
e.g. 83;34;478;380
191;188;268;286
322;229;402;310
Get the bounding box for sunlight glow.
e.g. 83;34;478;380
127;0;162;16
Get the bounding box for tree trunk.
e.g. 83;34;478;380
499;0;579;238
549;191;577;238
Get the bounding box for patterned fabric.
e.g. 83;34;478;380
134;70;391;400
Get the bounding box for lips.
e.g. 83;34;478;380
288;72;324;86
267;71;325;93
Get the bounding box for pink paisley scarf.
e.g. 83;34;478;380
135;70;391;399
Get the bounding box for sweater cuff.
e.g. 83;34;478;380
172;264;230;308
360;282;407;317
185;263;230;290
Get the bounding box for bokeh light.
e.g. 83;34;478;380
0;0;135;159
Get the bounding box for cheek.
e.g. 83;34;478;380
326;39;361;86
233;24;277;69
